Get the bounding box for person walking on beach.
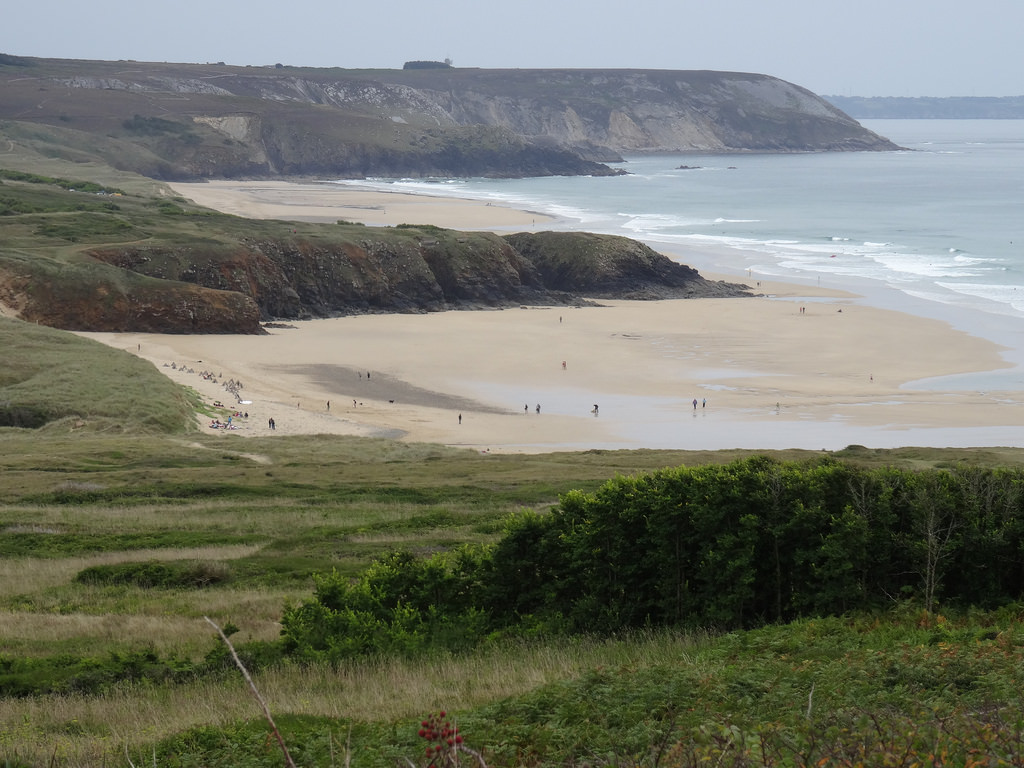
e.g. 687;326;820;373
592;404;599;416
268;417;275;430
693;398;698;410
536;403;541;414
458;413;462;424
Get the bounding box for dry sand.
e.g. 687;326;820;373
82;180;1024;452
83;289;1024;453
167;180;552;230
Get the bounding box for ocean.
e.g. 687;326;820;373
341;119;1024;386
333;120;1024;449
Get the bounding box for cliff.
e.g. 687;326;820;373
503;232;743;299
0;174;750;335
0;56;898;181
85;227;751;328
0;255;264;334
382;68;900;156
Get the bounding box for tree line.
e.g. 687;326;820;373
281;456;1024;661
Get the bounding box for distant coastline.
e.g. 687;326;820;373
825;94;1024;119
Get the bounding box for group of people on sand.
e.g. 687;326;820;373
163;361;247;404
209;408;251;430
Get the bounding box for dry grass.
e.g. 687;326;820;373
0;545;295;658
0;545;260;598
0;630;705;767
0;612;215;654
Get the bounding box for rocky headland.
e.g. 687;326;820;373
0;56;899;181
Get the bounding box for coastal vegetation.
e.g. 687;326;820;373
3;319;1024;766
0;318;195;431
0;167;747;335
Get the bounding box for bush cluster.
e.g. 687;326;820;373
0;168;123;194
281;456;1024;660
74;560;231;589
0;649;194;696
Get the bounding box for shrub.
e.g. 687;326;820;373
280;548;493;662
0;649;195;697
74;560;231;589
279;457;1024;661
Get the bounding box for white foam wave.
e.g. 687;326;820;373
936;281;1024;315
619;213;712;230
616;213;765;232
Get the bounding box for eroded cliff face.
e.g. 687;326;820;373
0;263;262;334
411;69;893;155
503;232;745;299
0;59;899;180
90;230;544;320
81;228;750;332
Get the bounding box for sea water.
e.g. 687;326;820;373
340;120;1024;375
333;121;1024;448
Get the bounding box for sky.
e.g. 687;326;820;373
4;0;1021;98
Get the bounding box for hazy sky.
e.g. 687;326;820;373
4;0;1020;97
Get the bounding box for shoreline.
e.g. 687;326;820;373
90;178;1024;453
81;294;1024;453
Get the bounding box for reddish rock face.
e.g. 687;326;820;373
1;266;262;334
2;227;748;335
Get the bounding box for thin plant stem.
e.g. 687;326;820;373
204;616;298;768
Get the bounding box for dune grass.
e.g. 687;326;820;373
0;317;196;433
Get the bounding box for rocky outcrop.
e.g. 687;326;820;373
0;57;899;181
0;172;751;335
0;258;262;333
89;229;546;319
83;228;752;330
504;232;748;299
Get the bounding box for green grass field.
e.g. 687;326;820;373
4;312;1024;766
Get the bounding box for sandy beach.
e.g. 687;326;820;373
167;180;553;231
82;180;1024;452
